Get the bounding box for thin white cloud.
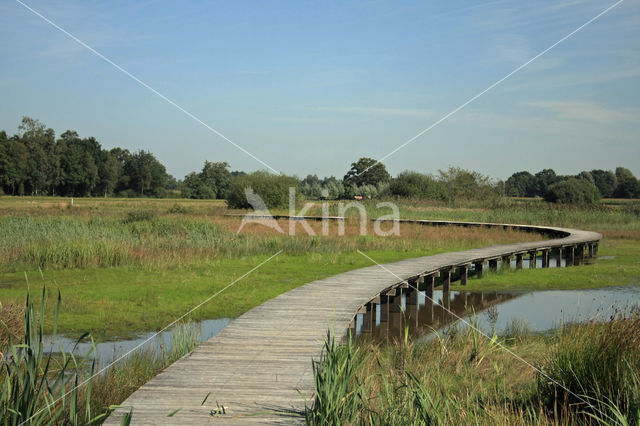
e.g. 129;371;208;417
524;100;632;123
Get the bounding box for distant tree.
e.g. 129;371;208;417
576;171;595;185
182;161;231;199
0;134;28;195
534;169;558;196
544;178;601;204
438;167;496;200
19;117;57;195
505;171;536;197
81;152;99;196
182;172;214;199
343;182;358;200
389;171;448;201
614;179;640;199
613;167;640;198
110;147;132;193
98;151;119;197
590;169;617;198
226;171;300;209
201;161;231;199
165;175;179;190
615;167;635;183
344;157;390;187
126;150;167;196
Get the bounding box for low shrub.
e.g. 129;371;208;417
226;171;300;209
389;171;449;201
544;178;601;204
122;210;157;223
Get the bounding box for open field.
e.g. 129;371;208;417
1;195;639;424
1;196;638;339
0;196;536;339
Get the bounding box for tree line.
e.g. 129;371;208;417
504;168;640;200
0;118;172;197
1;117;638;205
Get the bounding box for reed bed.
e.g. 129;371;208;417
0;289;199;425
307;310;640;425
0;213;534;271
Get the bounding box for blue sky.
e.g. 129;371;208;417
1;0;638;180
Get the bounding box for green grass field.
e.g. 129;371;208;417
0;195;638;339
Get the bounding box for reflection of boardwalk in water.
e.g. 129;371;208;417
358;289;519;343
107;220;601;425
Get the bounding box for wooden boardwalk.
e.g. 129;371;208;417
106;220;601;425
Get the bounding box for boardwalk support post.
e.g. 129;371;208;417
501;255;512;270
459;264;470;286
566;246;575;267
473;261;485;278
541;249;550;268
515;254;523;269
555;247;562;267
529;250;537;269
441;267;452;309
488;259;498;271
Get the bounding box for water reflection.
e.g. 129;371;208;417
43;318;232;367
355;286;640;343
355;289;518;342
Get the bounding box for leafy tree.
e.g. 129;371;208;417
182;161;231;199
534;169;558;196
19;117;56;195
182;172;214;199
0;134;28;195
613;167;640;198
125;150;167;196
505;171;536;197
438;167;496;200
98;152;119;197
576;171;595;185
344;157;390;187
200;161;231;199
590;169;617;198
544;178;601;204
81;152;99;196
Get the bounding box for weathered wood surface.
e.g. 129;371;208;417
106;220;601;425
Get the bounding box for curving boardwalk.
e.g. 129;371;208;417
106;220;601;425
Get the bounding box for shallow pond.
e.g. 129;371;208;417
43;318;231;367
354;285;640;342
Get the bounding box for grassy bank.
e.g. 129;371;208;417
308;310;640;424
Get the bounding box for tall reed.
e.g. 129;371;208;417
0;288;111;425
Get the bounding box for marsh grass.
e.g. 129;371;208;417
0;209;534;271
538;308;640;423
0;288;109;425
308;311;640;425
0;302;23;351
0;288;200;425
